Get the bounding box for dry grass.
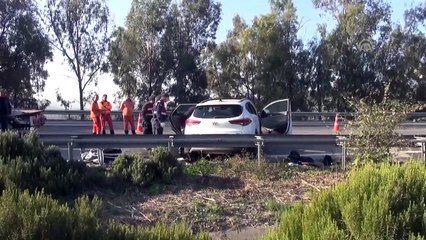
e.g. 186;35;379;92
94;157;347;233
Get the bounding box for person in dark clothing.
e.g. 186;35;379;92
151;93;169;135
0;90;12;132
141;95;155;135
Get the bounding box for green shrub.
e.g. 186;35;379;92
112;154;157;187
130;159;157;187
0;187;103;240
150;147;182;183
83;166;109;188
262;161;426;240
0;131;41;163
0;132;86;196
216;156;292;181
0;187;209;240
106;221;211;240
345;101;420;165
111;154;135;181
264;199;292;214
184;159;216;177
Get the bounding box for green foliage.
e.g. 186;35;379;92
0;132;85;196
0;0;52;108
264;199;292;214
345;101;420;165
150;147;182;183
44;0;111;110
106;221;211;240
207;0;426;111
191;200;223;223
109;0;221;102
262;161;426;240
0;187;210;240
184;159;216;177
0;187;102;240
216;156;295;181
112;148;182;186
112;154;157;187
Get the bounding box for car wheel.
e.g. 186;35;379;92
188;152;201;162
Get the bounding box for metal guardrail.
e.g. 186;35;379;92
41;110;426;120
39;134;340;165
38;134;426;170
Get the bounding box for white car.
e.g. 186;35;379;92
169;98;292;156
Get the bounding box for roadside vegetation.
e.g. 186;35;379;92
344;100;423;165
262;161;426;240
0;131;209;239
0;131;343;238
2;98;426;240
262;100;426;240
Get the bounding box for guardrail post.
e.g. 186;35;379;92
341;144;347;171
168;136;174;152
337;136;347;171
67;138;74;161
255;136;264;165
100;149;106;167
422;142;426;165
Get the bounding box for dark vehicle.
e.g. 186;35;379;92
9;110;46;130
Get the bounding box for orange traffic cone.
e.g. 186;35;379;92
136;113;143;133
333;113;340;133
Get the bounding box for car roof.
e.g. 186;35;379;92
197;98;250;106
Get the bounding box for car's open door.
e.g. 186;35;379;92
169;103;197;135
260;99;292;135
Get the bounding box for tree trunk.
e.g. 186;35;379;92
78;79;84;120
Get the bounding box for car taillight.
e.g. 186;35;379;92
186;118;201;126
229;118;252;126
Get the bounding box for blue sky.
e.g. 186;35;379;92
45;0;423;109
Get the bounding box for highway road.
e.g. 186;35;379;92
38;120;426;136
36;120;426;163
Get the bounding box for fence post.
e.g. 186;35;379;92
255;136;264;165
341;144;347;171
422;141;426;165
67;138;74;161
337;136;347;171
98;149;105;167
168;136;174;152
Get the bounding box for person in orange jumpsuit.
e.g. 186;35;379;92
90;94;101;134
120;95;136;135
99;94;114;135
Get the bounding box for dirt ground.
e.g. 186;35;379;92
96;166;346;240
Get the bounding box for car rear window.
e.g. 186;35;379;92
193;105;243;119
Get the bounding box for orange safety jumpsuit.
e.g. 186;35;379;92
90;100;101;134
120;98;135;134
99;100;114;134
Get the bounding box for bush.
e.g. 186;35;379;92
112;154;157;187
0;132;86;196
106;221;211;240
150;147;182;183
216;156;294;181
262;161;426;240
184;159;217;177
0;187;210;240
0;187;103;240
345;100;420;165
0;131;42;163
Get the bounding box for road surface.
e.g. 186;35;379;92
38;120;426;136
